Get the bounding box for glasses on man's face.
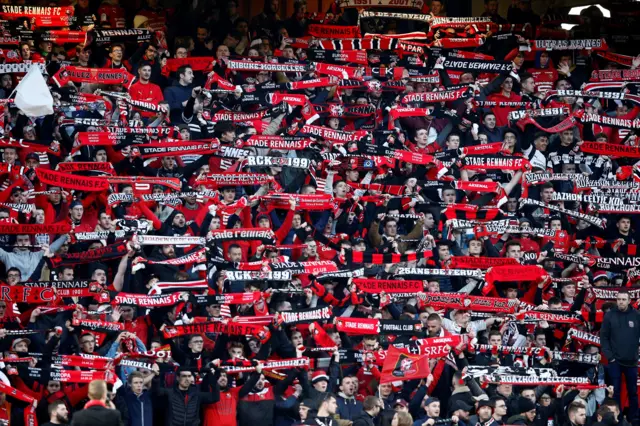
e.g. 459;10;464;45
192;340;204;344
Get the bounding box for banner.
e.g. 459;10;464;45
449;256;519;269
354;279;423;293
308;24;360;38
72;317;124;332
279;307;333;325
221;357;310;374
36;168;111;191
419;293;518;313
483;265;548;295
335;317;422;335
113;292;186;308
23;280;101;298
52;66;135;88
380;346;431;384
580;141;640;158
0;285;56;303
531;39;606;51
207;228;275;243
0;222;71;235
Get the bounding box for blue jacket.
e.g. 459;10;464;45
163;82;192;122
123;387;153;426
336;394;363;421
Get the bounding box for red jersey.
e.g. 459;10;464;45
487;92;522;127
98;4;126;28
136;9;167;32
526;68;558;94
203;388;239;426
129;81;164;117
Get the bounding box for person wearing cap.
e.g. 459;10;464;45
308;369;332;402
448;372;476;416
11;336;31;353
25;152;40;169
441;308;501;336
506;397;537;426
412;397;442;426
450;400;473;426
298;398;316;423
394;399;409;413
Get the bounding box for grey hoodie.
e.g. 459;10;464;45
0;234;68;279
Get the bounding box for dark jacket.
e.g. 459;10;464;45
601;306;640;366
448;386;475;415
70;405;124;426
507;414;534;426
352;412;376;426
163;81;193;122
122;387;152;426
152;373;220;426
336;393;363;421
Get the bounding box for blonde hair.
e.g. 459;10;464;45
88;380;107;401
395;411;413;426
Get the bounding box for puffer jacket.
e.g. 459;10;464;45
152;372;219;426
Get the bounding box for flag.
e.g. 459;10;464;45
14;65;54;117
380;346;431;384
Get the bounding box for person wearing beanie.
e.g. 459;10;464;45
298;398;316;424
309;370;330;398
507;397;536;426
472;400;497;426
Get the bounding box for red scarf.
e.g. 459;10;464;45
84;400;107;409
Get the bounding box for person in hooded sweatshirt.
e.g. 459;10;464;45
526;52;558;95
600;289;640;425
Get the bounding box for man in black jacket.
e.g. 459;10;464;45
152;364;220;426
601;289;640;425
352;396;383;426
70;380;123;426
